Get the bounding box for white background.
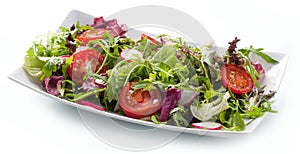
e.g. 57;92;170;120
1;0;299;153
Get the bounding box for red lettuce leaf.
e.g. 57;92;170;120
159;88;182;122
76;100;106;111
42;76;63;96
91;16;127;37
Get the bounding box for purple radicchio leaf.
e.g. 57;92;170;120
159;88;182;122
65;33;76;53
160;35;166;46
81;76;107;91
42;76;64;96
91;16;127;37
76;100;106;111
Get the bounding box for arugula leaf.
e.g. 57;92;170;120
230;111;245;131
27;32;70;57
58;79;75;97
65;88;105;102
167;105;190;127
40;57;63;80
62;56;73;79
60;21;92;38
204;89;218;100
260;101;278;113
171;111;189;127
239;46;279;64
242;54;260;88
241;106;264;119
219;109;245;131
151;115;167;124
30;21;92;59
151;45;190;83
102;30;116;43
24;22;93;81
105;60;147;102
254;50;279;64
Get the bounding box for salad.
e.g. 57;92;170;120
23;16;279;131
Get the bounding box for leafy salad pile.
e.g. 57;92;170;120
23;16;279;131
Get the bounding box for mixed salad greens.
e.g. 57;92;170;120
23;16;279;131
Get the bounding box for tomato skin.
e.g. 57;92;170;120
120;82;162;119
77;29;106;44
68;49;107;85
221;64;254;94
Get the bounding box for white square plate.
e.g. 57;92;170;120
8;10;288;137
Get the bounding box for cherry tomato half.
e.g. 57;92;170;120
221;64;254;94
67;49;107;85
77;29;106;44
120;82;162;119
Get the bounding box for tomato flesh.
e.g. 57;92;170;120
120;82;162;119
68;49;107;85
221;64;254;94
77;29;106;44
130;89;145;103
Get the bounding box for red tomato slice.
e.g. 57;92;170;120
67;49;107;85
221;64;254;94
141;34;157;45
77;29;106;44
120;82;162;119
